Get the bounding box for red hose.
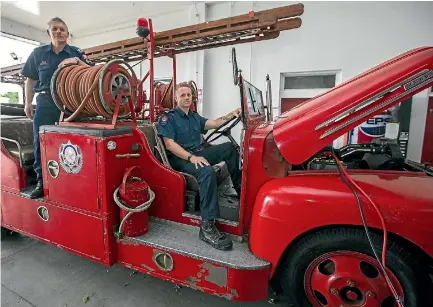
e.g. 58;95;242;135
54;64;134;120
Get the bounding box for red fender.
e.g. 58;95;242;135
0;143;26;192
249;171;433;276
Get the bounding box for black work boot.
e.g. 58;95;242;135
199;219;233;251
29;181;44;199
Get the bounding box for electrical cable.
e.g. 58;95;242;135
323;150;405;307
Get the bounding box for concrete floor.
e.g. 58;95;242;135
1;234;277;307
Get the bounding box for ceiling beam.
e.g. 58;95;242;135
1;17;50;44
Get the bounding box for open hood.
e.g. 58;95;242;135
273;47;433;165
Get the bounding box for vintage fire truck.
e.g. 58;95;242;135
1;4;433;307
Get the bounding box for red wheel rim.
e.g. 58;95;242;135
304;251;404;307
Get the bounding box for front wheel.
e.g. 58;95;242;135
278;228;432;307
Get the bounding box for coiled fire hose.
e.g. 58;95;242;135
155;81;175;109
113;179;155;236
146;80;199;120
50;59;138;121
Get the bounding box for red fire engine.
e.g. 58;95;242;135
1;4;433;307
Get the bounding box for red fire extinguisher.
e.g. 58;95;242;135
113;166;155;237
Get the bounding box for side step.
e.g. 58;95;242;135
116;218;270;302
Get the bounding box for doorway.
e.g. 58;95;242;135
280;98;310;113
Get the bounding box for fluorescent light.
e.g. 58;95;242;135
7;1;40;16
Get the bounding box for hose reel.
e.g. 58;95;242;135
50;59;138;122
145;80;198;120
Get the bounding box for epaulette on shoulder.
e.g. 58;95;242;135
36;45;49;52
70;45;83;53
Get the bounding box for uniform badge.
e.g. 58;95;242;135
160;115;168;126
58;141;83;174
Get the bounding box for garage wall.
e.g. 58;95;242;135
203;1;433;160
72;6;202;84
70;1;433;161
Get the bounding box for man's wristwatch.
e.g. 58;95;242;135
187;153;193;162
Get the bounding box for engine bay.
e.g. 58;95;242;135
294;139;433;175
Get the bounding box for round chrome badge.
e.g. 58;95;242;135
107;141;117;151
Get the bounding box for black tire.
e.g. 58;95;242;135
278;227;433;307
1;227;11;238
1;226;17;239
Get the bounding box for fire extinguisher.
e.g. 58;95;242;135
113;166;155;237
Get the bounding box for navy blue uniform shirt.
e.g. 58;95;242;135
157;107;208;153
21;44;93;93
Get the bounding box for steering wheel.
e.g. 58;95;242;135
204;116;241;145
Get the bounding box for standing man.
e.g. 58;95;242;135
21;17;93;199
157;82;242;251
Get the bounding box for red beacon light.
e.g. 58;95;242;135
136;18;150;39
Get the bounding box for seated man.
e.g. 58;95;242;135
157;82;242;251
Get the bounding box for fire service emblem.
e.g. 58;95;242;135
58;141;83;174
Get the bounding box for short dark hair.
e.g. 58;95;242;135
175;82;192;94
47;17;68;29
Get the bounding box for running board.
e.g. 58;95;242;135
115;219;270;301
118;218;267;270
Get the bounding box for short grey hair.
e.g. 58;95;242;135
47;17;68;29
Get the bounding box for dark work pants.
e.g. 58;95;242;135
33;94;61;183
170;142;242;220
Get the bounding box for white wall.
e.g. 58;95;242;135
72;5;203;95
407;89;430;161
203;2;256;143
70;1;433;160
203;1;433;160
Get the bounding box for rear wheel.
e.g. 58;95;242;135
278;228;432;307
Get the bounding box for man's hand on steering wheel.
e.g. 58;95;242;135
205;108;242;144
230;108;242;119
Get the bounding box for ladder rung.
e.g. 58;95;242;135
0;4;304;75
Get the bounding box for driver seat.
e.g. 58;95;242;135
137;123;239;222
149;123;230;192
